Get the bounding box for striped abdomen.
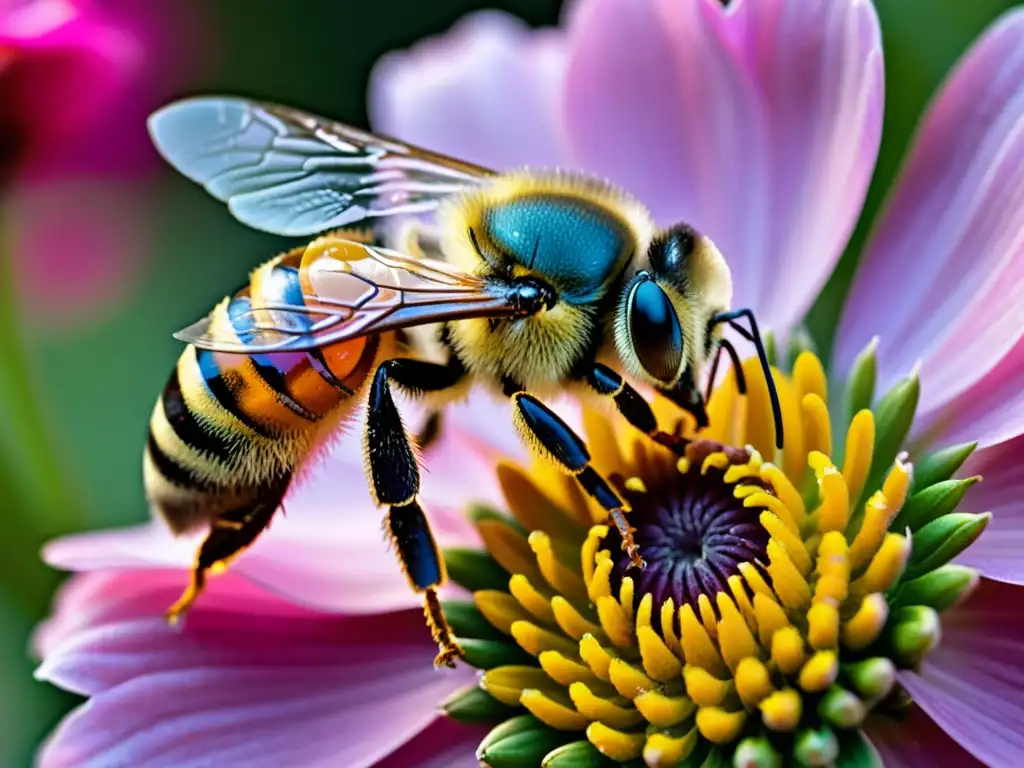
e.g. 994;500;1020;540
145;247;383;533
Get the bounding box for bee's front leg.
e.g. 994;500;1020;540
365;357;465;668
584;363;689;454
510;391;646;571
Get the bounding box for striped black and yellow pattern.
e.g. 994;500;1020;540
144;246;384;535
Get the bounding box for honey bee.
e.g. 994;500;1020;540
146;97;783;667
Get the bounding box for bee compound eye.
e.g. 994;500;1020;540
627;279;684;384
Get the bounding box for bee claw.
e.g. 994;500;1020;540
434;644;464;669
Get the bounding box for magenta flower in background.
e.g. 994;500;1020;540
1;0;203;323
34;0;1024;766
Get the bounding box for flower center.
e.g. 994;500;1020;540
607;443;770;617
441;350;989;768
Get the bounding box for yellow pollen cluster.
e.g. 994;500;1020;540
468;354;920;765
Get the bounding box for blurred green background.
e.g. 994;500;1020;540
0;0;1018;764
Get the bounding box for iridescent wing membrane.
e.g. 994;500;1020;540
175;239;523;354
147;96;492;236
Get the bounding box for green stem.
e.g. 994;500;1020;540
0;230;83;614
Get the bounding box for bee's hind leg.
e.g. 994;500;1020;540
365;357;465;667
166;475;290;624
510;391;646;571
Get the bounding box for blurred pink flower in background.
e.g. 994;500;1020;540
2;0;204;324
33;0;1024;765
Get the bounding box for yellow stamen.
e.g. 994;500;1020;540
813;531;850;605
607;658;656;699
580;525;608;588
510;620;579;657
579;633;615;681
753;593;791;646
701;451;730;475
538;650;601;687
852;533;910;594
760;511;812;574
739;562;774;598
475;590;533;635
760;463;807;524
715;593;758;671
742;356;776;457
569;682;644;729
697;594;719;639
882;455;913;510
696;707;747;744
847;492;893;572
521;689;589;730
841;410;875;503
767;539;812;611
596;596;634;649
586;722;645;761
683;665;732;707
634;691;696;728
618;577;635;625
637;625;683;681
728;575;757;630
735;657;774;708
660;598;682;655
810;452;850;533
842;593;889;650
802;393;832;457
807;601;839;650
760;688;802;731
481;665;554;706
587;553;614;602
771;626;806;675
793;351;828;403
530;531;587;602
477;519;542;584
679;605;727;676
798;650;839;693
550;596;603;640
643;729;699;767
747;491;800;536
508;574;555;623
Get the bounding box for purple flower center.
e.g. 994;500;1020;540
607;465;770;622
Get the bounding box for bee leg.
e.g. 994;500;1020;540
703;339;747;403
510;392;646;571
414;410;444;452
166;476;289;624
366;358;465;667
585;363;689;455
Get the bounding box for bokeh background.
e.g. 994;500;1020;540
0;0;1018;764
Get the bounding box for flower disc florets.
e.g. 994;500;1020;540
439;350;988;767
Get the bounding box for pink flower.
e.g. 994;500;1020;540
36;0;1024;765
3;0;204;323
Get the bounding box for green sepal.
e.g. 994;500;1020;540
733;737;781;768
912;442;977;492
794;726;839;767
835;730;883;768
841;658;896;702
469;504;528;536
890;477;980;533
443;685;521;724
477;715;546;755
890;606;941;668
443;547;511;592
843;336;878;433
541;740;615;767
861;370;919;509
459;637;536;670
441;599;507;641
892;564;979;613
786;325;818;371
903;512;991;582
700;746;732;768
477;725;572;768
817;686;866;728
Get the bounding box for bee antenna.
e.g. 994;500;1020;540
710;309;784;450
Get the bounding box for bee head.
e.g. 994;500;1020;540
616;272;687;388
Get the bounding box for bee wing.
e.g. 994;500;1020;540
148;96;492;237
174;239;521;354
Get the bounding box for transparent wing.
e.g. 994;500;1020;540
148;96;492;237
175;238;521;353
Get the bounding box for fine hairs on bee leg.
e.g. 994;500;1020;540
510;391;646;570
366;357;466;667
710;308;784;450
166;476;289;624
584;362;689;455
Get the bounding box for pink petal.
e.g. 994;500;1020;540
564;0;882;333
377;717;487;768
43;418;495;615
37;570;473;768
866;706;983;767
835;9;1024;448
899;578;1024;766
369;10;570;169
955;435;1024;583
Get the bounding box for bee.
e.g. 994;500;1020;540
146;96;783;667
